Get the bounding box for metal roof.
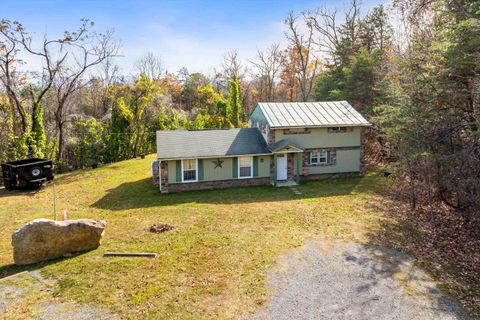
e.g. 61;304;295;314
156;128;270;160
255;101;370;128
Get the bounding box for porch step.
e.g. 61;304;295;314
276;180;298;187
290;187;302;195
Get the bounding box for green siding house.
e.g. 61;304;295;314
153;101;370;193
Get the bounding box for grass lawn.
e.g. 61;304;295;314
0;154;474;318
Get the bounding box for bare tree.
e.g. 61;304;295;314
307;0;362;65
284;12;319;102
52;21;119;161
250;43;285;101
307;7;341;56
99;55;119;115
222;50;245;81
135;51;163;80
0;19;69;155
0;22;26;134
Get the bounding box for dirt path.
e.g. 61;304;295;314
0;270;116;319
251;240;475;320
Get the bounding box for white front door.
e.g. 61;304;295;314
276;155;287;181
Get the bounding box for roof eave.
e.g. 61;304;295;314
271;123;371;129
157;152;273;161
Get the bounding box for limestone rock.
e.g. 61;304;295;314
12;219;106;265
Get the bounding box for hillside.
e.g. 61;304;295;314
0;155;476;319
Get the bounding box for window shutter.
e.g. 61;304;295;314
327;151;331;164
232;157;238;178
198;159;204;181
307;152;311;165
176;160;182;182
253;156;258;177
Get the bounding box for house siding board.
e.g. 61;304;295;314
274;127;362;149
249;106;270;144
205;157;233;181
167;156;271;184
258;156;270;178
249;103;270;126
249;105;269;126
306;149;361;174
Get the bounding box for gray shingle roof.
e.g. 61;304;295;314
156;128;270;160
255;101;370;128
268;139;302;152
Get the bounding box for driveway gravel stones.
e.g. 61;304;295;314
251;240;475;320
0;270;116;319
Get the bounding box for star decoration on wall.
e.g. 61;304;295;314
212;158;224;168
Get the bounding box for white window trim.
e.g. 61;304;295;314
238;156;253;179
310;151;329;164
181;159;198;183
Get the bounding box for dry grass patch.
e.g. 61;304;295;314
0;155;402;319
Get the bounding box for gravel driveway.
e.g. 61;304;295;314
251;240;475;320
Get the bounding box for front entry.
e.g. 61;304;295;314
276;155;287;180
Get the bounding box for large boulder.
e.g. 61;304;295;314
12;219;106;265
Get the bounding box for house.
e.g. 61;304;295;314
153;101;370;193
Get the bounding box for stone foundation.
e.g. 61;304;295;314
165;177;271;193
301;171;363;181
267;128;275;145
152;160;160;187
160;161;168;192
287;153;295;182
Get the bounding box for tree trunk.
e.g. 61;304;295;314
133;124;141;158
57;121;64;162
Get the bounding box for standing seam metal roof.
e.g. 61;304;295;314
255;101;370;128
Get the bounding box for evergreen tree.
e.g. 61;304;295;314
31;102;47;158
227;76;241;127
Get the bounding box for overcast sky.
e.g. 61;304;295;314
4;0;388;76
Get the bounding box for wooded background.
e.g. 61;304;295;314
1;0;479;213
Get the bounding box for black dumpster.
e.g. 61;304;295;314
1;158;54;190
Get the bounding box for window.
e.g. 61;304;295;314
182;159;197;182
284;128;310;135
328;127;350;133
310;151;329;164
238;156;253;178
